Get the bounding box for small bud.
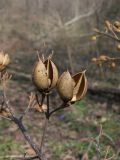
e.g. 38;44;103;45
91;36;97;41
99;55;109;61
57;71;74;102
117;44;120;50
111;62;116;68
0;51;10;71
91;57;97;63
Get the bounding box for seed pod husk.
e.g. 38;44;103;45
0;52;10;71
113;21;120;32
71;71;87;102
57;71;74;102
44;59;58;89
32;59;49;91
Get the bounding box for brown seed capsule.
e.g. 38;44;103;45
105;20;112;31
111;62;116;68
91;57;97;63
99;55;109;61
0;108;11;117
57;71;74;102
71;71;87;102
32;56;58;92
117;44;120;50
32;59;49;91
113;21;120;32
0;51;10;71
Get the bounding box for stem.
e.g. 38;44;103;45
23;155;38;160
95;30;120;42
36;92;45;108
40;94;49;153
46;94;49;119
12;116;42;160
40;118;48;151
49;103;70;118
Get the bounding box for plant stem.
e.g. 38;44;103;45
95;30;120;42
40;94;49;153
12;116;42;160
49;103;69;117
40;117;48;151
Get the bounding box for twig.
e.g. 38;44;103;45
40;94;49;155
49;103;70;118
0;155;38;160
40;117;48;152
95;30;120;42
11;116;42;160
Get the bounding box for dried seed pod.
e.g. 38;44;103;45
91;36;97;41
32;59;49;91
111;62;116;68
32;56;58;92
71;71;87;102
105;20;112;31
91;57;97;63
117;44;120;50
44;59;58;89
113;21;120;32
57;71;74;102
99;55;109;61
0;108;11;117
0;51;10;71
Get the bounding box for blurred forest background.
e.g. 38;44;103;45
0;0;120;159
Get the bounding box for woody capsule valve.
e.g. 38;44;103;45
71;71;87;102
0;51;10;72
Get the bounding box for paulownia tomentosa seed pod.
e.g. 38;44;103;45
57;70;87;103
32;56;58;92
57;71;74;102
113;21;120;32
0;51;10;72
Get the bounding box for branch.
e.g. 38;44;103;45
65;9;95;26
95;30;120;42
11;116;42;160
49;103;70;118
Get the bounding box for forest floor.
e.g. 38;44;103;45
0;79;120;160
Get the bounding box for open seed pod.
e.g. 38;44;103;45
32;56;58;92
32;59;49;91
113;21;120;32
0;51;10;71
57;71;74;102
71;71;87;103
44;58;58;89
